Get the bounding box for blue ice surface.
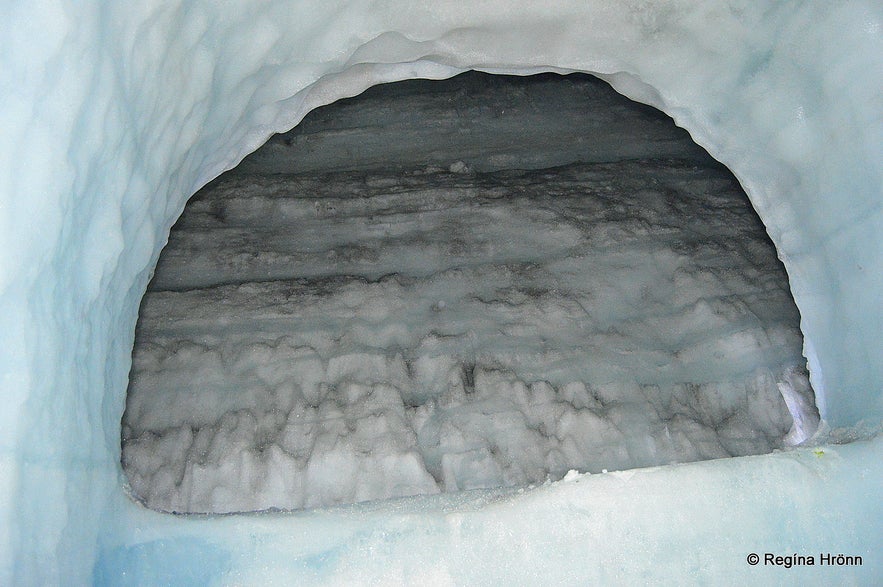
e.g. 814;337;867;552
93;538;230;587
0;0;880;584
92;436;882;585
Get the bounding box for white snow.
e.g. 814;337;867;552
0;1;880;585
122;73;818;513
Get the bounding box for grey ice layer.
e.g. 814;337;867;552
123;159;818;514
233;72;717;176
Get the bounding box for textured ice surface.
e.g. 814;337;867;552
107;437;883;586
0;1;880;584
123;74;817;513
234;71;716;175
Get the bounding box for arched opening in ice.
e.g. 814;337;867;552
3;2;879;583
121;72;819;514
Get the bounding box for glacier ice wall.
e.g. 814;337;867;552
0;1;880;584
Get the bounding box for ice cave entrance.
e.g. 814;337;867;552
121;72;819;514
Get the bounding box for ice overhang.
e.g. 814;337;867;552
0;1;880;584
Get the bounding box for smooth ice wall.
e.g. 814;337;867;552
0;0;880;583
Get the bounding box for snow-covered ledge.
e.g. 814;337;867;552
0;1;880;584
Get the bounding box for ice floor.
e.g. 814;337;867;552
122;73;818;514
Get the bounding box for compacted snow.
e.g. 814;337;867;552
3;2;881;584
122;73;818;513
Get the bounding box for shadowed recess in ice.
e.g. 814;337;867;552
122;74;818;513
0;1;880;584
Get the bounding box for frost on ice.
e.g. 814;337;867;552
122;73;818;513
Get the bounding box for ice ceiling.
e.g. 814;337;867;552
0;1;880;584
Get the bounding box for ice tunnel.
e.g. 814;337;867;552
1;1;881;585
122;71;823;514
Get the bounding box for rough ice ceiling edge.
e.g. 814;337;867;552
0;0;879;584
